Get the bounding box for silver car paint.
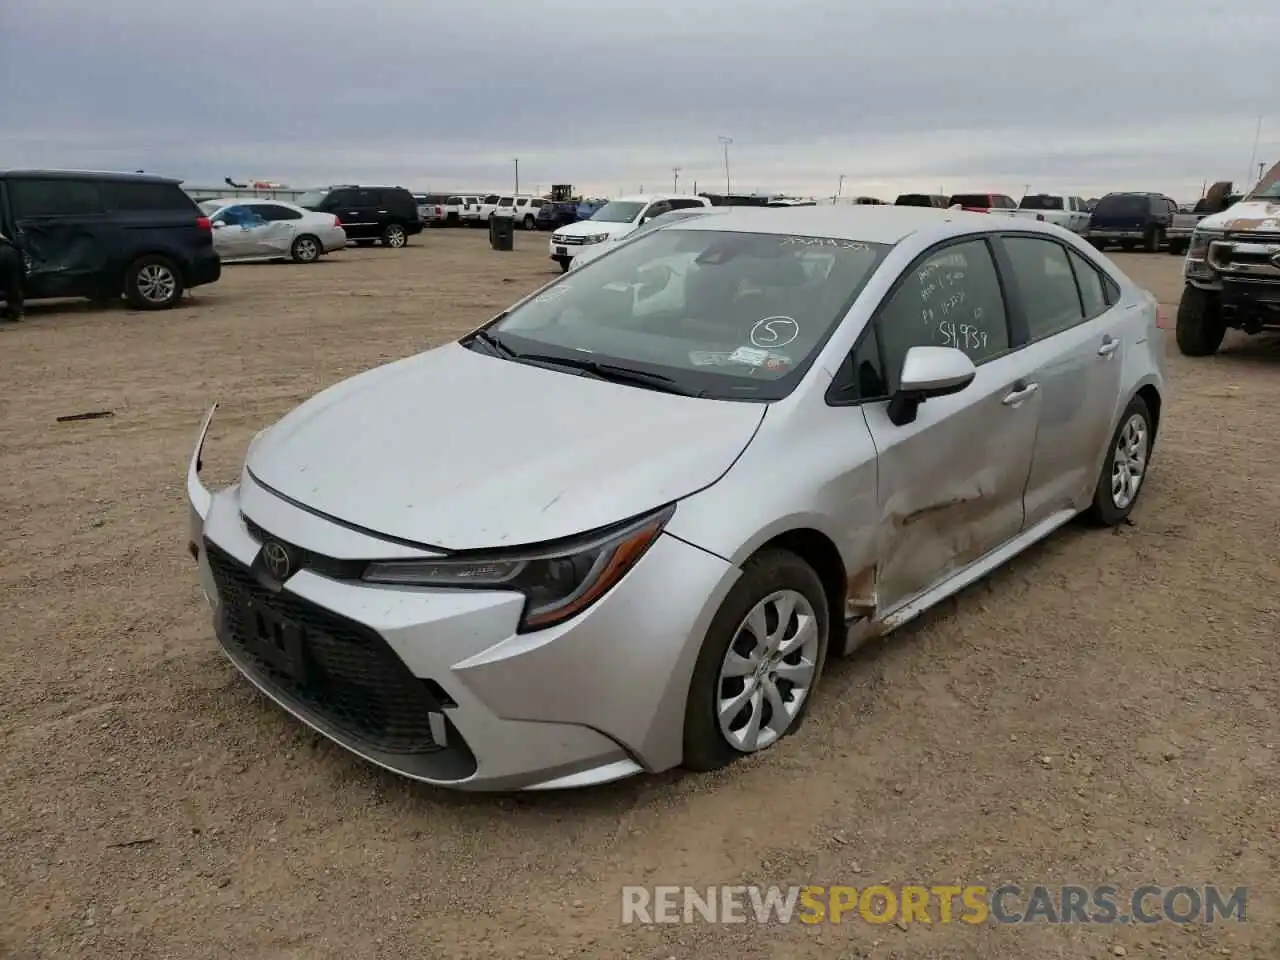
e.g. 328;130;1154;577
187;207;1166;790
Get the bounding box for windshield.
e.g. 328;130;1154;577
1019;195;1064;211
1249;180;1280;200
590;201;646;223
295;190;329;208
484;229;891;401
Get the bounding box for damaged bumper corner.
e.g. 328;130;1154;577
187;403;219;597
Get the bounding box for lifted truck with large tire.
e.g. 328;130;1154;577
1175;161;1280;356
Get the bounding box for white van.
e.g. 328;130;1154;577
547;194;711;271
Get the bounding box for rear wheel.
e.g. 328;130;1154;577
683;550;829;772
381;223;407;248
522;214;535;230
124;256;184;310
1146;227;1164;253
1166;239;1187;256
1085;395;1153;526
290;234;321;263
1175;285;1225;357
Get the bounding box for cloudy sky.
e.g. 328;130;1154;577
2;0;1277;203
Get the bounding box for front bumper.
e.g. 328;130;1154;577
1089;228;1148;241
186;408;738;791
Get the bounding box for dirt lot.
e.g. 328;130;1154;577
1;230;1278;960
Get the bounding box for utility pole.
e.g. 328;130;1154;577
513;158;520;196
1260;161;1267;186
718;136;733;197
834;174;845;204
672;167;681;193
1247;115;1263;188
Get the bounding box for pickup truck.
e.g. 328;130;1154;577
1166;182;1240;255
1174;162;1280;356
986;193;1091;234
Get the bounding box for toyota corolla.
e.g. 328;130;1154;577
187;207;1166;791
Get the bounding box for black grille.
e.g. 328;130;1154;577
554;235;587;246
240;514;368;581
206;542;445;755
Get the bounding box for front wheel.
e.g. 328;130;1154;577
1146;227;1164;253
124;255;184;310
1085;395;1153;526
522;214;535;230
554;257;571;273
381;223;407;248
290;234;321;263
1175;285;1225;357
682;550;829;772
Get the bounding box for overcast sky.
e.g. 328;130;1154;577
2;0;1277;202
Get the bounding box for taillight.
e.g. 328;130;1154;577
333;215;342;227
196;216;211;232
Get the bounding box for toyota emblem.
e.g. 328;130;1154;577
261;540;293;581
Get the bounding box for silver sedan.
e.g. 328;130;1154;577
186;206;1166;791
199;198;346;263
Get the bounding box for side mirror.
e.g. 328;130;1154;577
211;220;227;229
887;346;976;426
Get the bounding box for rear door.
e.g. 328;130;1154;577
992;234;1126;525
331;189;373;238
243;203;298;255
6;176;112;297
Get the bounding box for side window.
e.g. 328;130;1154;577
355;190;380;207
102;181;193;212
1001;236;1085;340
1102;274;1121;305
327;190;355;207
257;204;302;221
876;239;1010;392
217;205;249;226
9;178;103;218
668;198;704;211
643;201;672;221
531;199;544;209
1067;248;1109;319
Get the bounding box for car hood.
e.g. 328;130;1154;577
555;219;635;238
245;343;765;550
1198;199;1280;233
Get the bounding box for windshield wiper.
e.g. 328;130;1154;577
512;352;705;397
466;327;516;358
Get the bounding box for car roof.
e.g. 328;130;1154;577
665;205;1004;244
203;197;297;207
1;169;181;184
608;194;704;204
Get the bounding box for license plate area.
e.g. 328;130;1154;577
556;246;567;256
243;597;309;683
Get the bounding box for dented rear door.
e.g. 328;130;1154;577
7;176;112;298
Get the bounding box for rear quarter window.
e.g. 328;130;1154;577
101;180;197;213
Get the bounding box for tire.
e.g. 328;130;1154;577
682;550;830;773
124;255;184;310
1146;227;1163;253
1166;239;1187;256
555;257;571;273
1120;241;1135;251
354;239;376;248
290;234;321;263
1084;395;1153;526
1175;285;1225;357
522;214;535;230
1090;238;1107;250
381;223;407;248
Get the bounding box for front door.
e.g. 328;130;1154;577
857;236;1041;611
329;189;372;239
6;176;113;298
994;235;1127;524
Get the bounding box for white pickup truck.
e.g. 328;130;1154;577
1166;182;1240;255
987;193;1091;234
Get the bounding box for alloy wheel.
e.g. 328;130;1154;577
136;264;176;304
715;589;820;753
1111;413;1149;510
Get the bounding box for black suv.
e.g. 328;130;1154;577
295;185;423;248
1087;192;1178;252
0;170;221;311
894;194;950;208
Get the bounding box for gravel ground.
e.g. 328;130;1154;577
1;230;1277;960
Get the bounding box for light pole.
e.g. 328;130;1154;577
513;158;520;196
1247;115;1263;188
718;136;733;197
672;167;681;192
834;174;845;203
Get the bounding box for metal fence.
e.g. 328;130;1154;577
182;185;311;203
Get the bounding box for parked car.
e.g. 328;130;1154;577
1166;182;1241;255
0;169;220;310
471;195;501;226
535;201;581;231
548;194;712;271
447;196;484;226
894;194;950;208
197;198;345;264
576;199;606;220
947;193;1018;213
567;205;729;271
186;206;1165;791
1174;162;1280;356
295;185;423;248
985;193;1091;234
1087;192;1178;252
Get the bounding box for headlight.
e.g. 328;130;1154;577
583;233;610;244
361;505;674;632
1187;228;1222;260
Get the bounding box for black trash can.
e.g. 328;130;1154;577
489;216;514;251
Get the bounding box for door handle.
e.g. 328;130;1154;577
1097;336;1120;357
1002;381;1040;406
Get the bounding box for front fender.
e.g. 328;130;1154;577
187;402;218;549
